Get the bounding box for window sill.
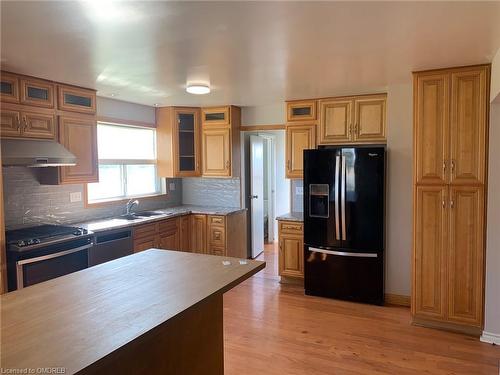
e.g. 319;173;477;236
84;192;168;208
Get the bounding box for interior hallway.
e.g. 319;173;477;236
223;243;500;375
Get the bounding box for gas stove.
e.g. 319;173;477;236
6;224;92;252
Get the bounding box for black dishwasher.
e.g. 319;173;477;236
88;228;133;267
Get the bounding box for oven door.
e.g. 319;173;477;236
8;237;93;291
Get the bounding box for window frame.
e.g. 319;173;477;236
85;121;166;206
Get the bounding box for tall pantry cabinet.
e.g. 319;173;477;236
412;65;490;335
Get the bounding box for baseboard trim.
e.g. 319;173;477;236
411;316;482;337
384;293;411;307
480;331;500;345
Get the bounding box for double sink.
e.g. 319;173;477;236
119;211;166;221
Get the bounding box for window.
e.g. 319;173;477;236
87;123;163;203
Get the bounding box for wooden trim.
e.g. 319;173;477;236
240;124;285;131
83;184;168;208
286;92;387;104
412;63;491;75
411;316;483;337
0;144;6;294
384;294;411;307
97;116;156;129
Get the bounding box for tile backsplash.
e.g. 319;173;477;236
291;179;304;212
182;177;241;208
2;167;181;230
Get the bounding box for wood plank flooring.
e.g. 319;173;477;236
223;243;500;375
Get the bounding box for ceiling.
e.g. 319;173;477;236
1;1;500;107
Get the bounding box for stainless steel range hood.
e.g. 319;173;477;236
1;139;77;167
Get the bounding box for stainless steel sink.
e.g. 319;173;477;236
135;211;164;217
119;214;143;221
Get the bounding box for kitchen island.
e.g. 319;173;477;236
1;249;265;374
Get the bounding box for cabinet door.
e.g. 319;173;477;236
179;215;191;252
20;78;55;108
450;67;488;185
158;231;179;251
354;95;386;142
414;73;450;185
58;116;98;183
175;108;201;177
286;124;316;179
133;236;157;253
413;185;448;320
447;186;484;327
0;72;19;103
191;214;207;254
58;85;96;114
287;100;317;122
22;111;56;139
0;109;21;137
318;99;352;144
279;234;303;278
202;106;230;127
202;128;231;177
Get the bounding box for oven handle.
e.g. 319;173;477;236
16;243;93;289
308;247;378;258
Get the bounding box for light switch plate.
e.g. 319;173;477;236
295;186;304;195
70;192;82;203
169;182;176;191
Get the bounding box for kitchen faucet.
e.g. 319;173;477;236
126;199;139;215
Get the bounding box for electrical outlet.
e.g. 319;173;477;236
169;182;176;191
70;192;82;203
295;186;304;195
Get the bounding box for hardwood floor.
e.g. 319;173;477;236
223;243;500;375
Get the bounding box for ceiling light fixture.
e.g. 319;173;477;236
186;84;210;95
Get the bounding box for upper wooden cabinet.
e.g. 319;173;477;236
318;98;352;144
57;115;99;184
0;72;20;103
414;66;489;186
318;94;386;145
57;85;96;114
201;106;230;127
286;100;317;122
157;107;201;178
0;104;56;140
201;105;240;178
285;124;316;179
20;77;55;108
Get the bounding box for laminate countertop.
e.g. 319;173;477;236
79;205;247;233
1;249;265;374
276;212;304;222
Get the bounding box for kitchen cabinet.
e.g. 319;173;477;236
133;222;158;253
156;107;202;178
191;214;207;254
318;94;386;145
20;77;55;109
412;64;489;335
57;85;96;114
278;220;304;280
133;218;181;253
285;124;316;179
286;100;317;122
201;105;240;178
179;215;191;251
158;218;180;251
0;104;56;140
0;72;19;103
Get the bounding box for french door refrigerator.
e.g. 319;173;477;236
303;146;385;305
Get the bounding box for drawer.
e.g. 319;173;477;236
159;217;178;234
209;244;226;257
208;215;225;226
209;226;225;247
133;223;158;239
279;221;303;235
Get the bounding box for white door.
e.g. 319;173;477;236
250;135;264;258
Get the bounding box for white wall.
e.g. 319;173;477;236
491;49;500;102
241;103;284;125
482;96;500;342
97;96;156;124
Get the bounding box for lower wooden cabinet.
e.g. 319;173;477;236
191;214;207;254
278;220;304;279
158;218;180;251
132;222;158;253
179;215;191;251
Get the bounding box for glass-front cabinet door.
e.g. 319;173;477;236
175;108;200;176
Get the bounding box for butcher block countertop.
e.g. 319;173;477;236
1;250;265;374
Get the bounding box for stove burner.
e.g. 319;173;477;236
6;225;89;248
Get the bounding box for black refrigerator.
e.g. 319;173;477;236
303;146;385;305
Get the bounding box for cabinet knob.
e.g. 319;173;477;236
451;160;455;174
287;160;291;170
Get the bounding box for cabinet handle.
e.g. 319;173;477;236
354;123;358;135
16;116;21;130
225;160;230;169
450;198;454;209
279;240;283;250
22;116;28;131
349;124;352;136
451;160;455;175
442;199;446;209
443;161;447;174
287;160;291;170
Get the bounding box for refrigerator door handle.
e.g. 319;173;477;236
334;155;340;240
341;155;346;241
308;247;378;258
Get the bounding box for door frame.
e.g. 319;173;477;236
258;132;276;243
